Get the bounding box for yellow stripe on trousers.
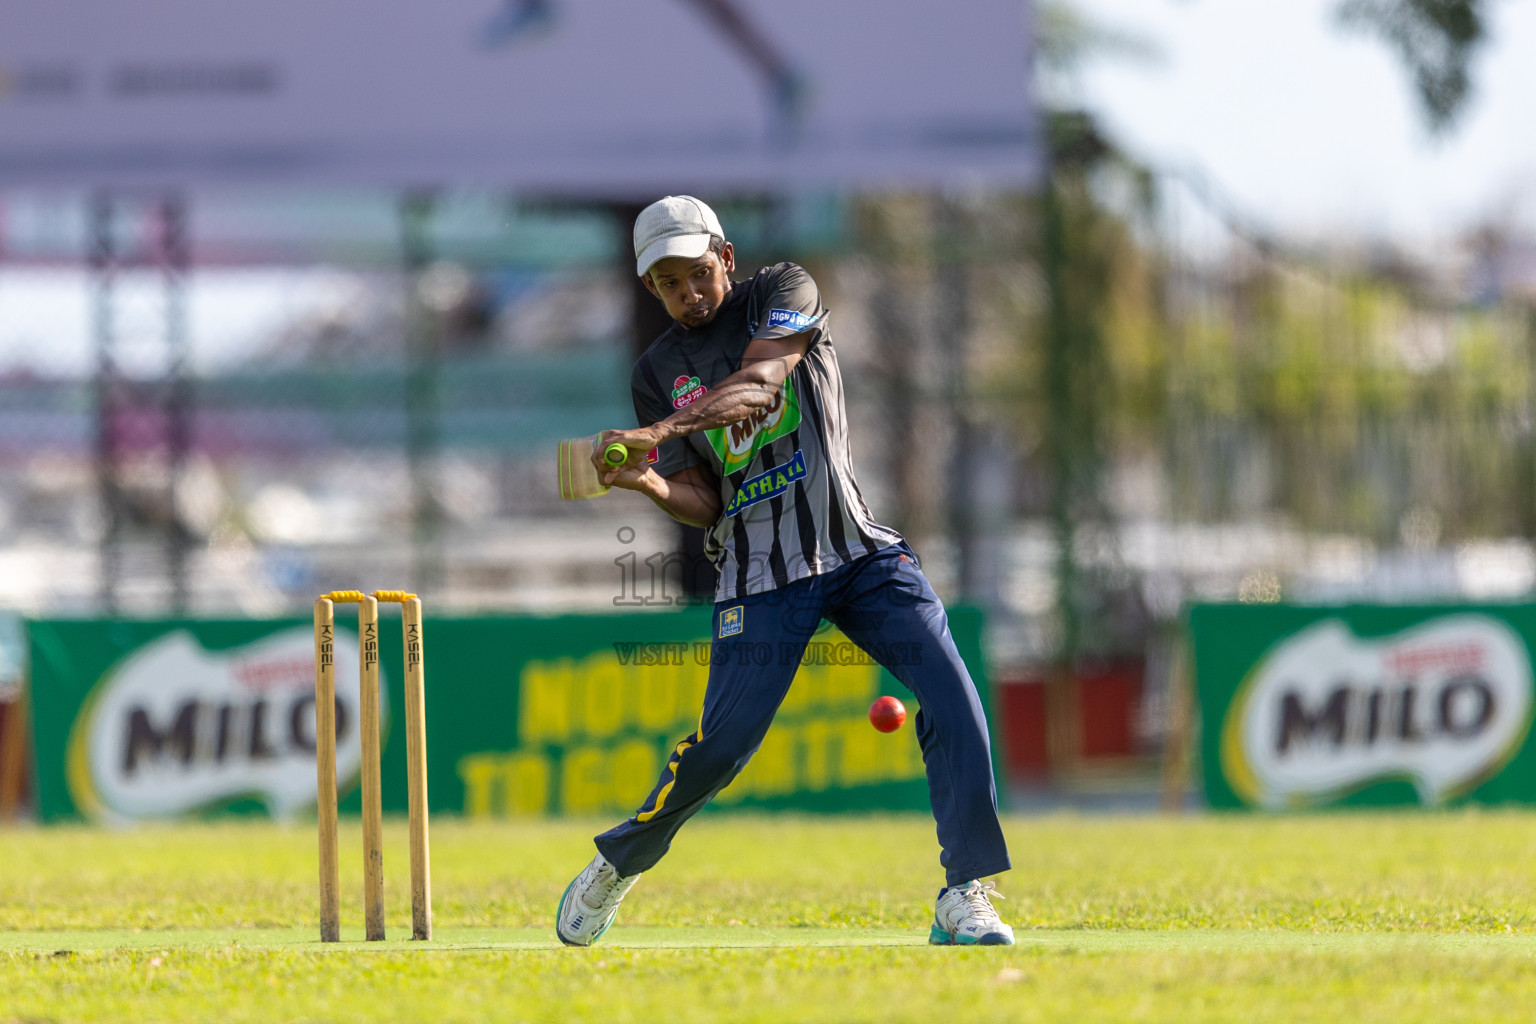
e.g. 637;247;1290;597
635;718;703;823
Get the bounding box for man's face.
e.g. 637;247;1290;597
643;243;735;329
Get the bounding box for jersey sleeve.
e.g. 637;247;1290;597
630;355;700;477
752;263;829;348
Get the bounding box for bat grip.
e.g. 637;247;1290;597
603;442;629;467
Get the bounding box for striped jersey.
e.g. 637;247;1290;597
632;262;903;601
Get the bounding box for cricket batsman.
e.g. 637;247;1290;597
556;196;1014;946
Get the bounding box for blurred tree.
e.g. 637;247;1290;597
1043;0;1490;135
1337;0;1488;134
1034;0;1161;107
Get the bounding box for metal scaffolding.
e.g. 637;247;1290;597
92;192;193;613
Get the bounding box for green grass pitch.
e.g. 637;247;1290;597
4;812;1536;1022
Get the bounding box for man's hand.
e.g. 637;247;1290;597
589;456;721;528
591;427;665;482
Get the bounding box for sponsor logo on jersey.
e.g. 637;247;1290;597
671;375;707;409
646;447;659;465
705;378;801;471
767;308;819;332
718;605;744;638
724;449;807;517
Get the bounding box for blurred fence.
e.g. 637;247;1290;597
2;175;1535;794
1150;170;1536;597
0;192;854;617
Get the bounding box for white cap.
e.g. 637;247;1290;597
633;195;724;277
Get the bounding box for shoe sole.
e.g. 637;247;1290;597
555;876;584;947
929;923;1015;946
555;875;620;948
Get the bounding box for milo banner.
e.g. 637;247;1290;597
1189;604;1536;809
25;609;987;823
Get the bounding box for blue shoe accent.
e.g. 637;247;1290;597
933;924;1011;946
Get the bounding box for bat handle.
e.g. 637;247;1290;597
603;442;629;467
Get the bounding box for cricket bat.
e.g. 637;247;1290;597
557;435;630;500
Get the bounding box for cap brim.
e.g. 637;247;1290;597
636;234;712;277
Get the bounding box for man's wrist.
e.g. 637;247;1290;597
642;421;679;449
634;468;668;500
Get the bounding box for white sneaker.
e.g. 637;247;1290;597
929;880;1015;946
556;853;640;947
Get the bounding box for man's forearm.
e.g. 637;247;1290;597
652;366;787;443
601;333;809;470
642;471;721;528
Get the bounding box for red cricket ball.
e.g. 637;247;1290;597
869;695;907;733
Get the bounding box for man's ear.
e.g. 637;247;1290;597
720;242;736;274
641;273;660;299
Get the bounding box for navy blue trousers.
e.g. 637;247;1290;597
595;543;1011;887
